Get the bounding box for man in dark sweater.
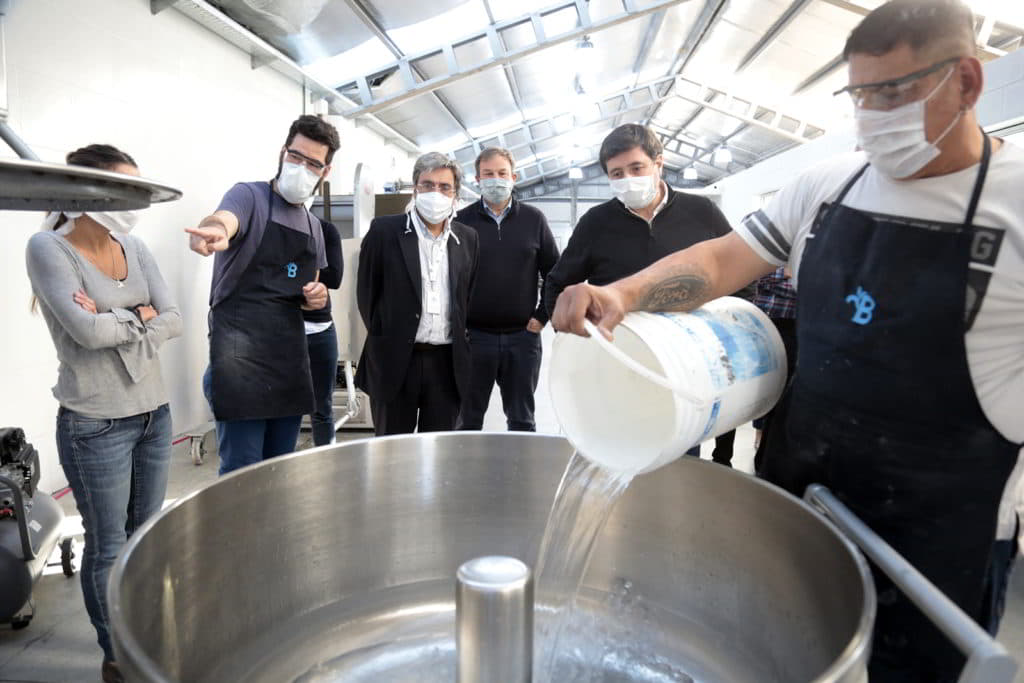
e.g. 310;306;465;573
543;123;751;465
456;148;560;431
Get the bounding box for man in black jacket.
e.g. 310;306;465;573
543;123;751;465
355;152;479;435
456;148;559;431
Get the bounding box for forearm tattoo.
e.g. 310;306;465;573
636;272;711;312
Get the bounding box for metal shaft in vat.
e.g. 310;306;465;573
456;556;533;683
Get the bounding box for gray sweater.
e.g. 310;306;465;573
26;230;182;418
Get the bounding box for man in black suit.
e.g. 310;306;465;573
355;152;479;435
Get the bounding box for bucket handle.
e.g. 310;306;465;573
805;484;1018;683
582;319;705;407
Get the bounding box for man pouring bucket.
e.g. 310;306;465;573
552;1;1024;680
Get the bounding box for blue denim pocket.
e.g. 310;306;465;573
70;414;116;439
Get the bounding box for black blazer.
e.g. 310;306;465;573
355;213;479;404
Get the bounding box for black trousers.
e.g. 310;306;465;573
371;344;460;436
685;430;736;465
753;316;797;474
306;324;339;446
458;328;542;431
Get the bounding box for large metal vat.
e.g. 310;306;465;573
109;433;874;682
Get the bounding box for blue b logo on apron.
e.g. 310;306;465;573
285;262;298;278
845;286;875;325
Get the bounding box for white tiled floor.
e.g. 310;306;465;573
0;329;1019;680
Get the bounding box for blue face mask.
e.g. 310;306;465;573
480;177;513;204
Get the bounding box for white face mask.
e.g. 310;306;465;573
610;173;658;210
854;67;962;179
276;161;321;204
415;191;454;224
51;210;140;235
90;210;141;235
479;177;513;205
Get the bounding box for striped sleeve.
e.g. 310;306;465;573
735;209;791;266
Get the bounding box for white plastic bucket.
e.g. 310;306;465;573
549;297;787;474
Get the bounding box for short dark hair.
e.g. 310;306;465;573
284;114;341;164
598;124;662;173
843;0;975;61
66;144;137;170
475;147;516;176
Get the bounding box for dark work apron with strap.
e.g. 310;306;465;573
208;185;317;421
759;136;1018;682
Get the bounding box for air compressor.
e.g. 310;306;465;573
0;428;73;629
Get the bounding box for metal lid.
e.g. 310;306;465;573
0;158;182;211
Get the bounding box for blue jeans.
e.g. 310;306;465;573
459;328;542;431
306;324;339;446
202;366;301;475
56;403;172;662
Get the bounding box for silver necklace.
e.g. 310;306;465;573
109;239;125;288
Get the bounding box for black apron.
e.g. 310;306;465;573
759;136;1018;681
208;186;317;421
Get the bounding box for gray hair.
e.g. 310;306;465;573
413;152;462;193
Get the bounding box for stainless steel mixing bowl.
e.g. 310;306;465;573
109;433;873;682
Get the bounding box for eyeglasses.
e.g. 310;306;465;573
416;181;456;196
833;56;961;111
284;148;326;172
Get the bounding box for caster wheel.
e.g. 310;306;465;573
61;538;76;577
11;616;31;630
190;436;205;466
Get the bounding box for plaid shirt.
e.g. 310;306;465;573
753;266;796;319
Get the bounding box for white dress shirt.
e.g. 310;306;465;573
409;209;455;344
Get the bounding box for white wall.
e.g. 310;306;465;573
325;116;417;194
1;0;414;492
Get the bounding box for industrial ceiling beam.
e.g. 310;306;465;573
454;72;824;189
653;0;816;158
341;0;473;143
792;54;844;94
657;119;758;183
480;0;539;164
818;0;1023;60
334;0;688;118
735;0;812;72
614;9;668;129
644;0;730;125
150;0;179;14
451;74;683;164
164;1;420;154
667;78;828;144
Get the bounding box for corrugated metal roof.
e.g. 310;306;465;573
201;0;1024;191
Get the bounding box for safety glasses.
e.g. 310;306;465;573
833;56;961;111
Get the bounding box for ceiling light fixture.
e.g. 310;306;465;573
683;166;698;180
569;167;584;180
573;34;598;93
714;147;732;165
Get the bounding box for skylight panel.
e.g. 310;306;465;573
304;39;396;86
388;3;492;55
